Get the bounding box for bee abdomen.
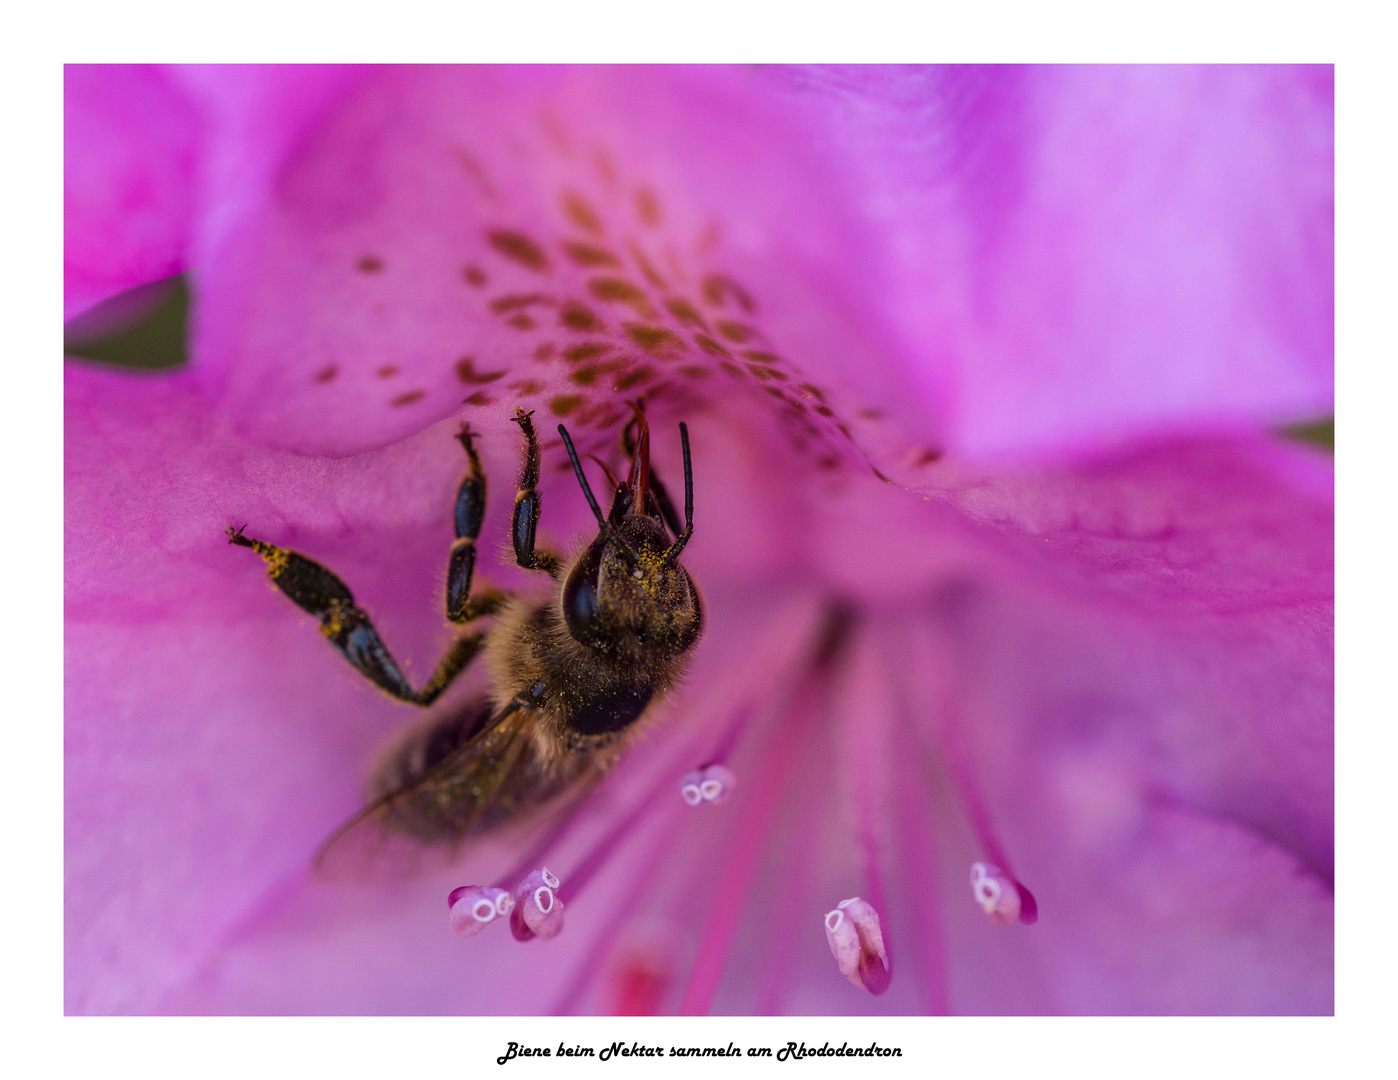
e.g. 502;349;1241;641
371;695;494;801
568;684;654;737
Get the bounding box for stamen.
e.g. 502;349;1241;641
969;862;1037;926
679;763;736;806
447;885;514;939
822;897;891;995
510;867;565;941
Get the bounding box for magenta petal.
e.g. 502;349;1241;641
775;65;1334;459
65;65;200;319
178;65;1329;466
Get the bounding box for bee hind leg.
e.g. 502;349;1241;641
508;408;563;578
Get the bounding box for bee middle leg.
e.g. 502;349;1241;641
509;407;563;578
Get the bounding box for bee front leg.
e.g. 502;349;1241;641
227;526;421;704
509;408;563;578
447;423;509;623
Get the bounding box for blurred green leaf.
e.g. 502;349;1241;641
1278;416;1334;453
65;276;190;371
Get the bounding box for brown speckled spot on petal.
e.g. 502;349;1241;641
747;364;787;381
741;350;783;366
509;379;544;396
533;343;557;363
701;272;755;313
912;447;943;467
463;391;494;407
872;467;891;482
489;293;553;314
817;456;841;471
562;191;604;235
549;394;585;417
814;405;834;417
589;278;656;319
665;298;708;331
560;302;606;333
629;243;666;289
625;323;686;356
692;334;731;358
679;365;712;379
717;320;758;343
857;408;885;421
837;424;854;440
564;342;610;364
613;366;655;391
488;230;550;273
376;365;399;379
312;364;338;384
390;390;426;407
563;242;621;268
356;255;384;273
635;186;662;227
570;361;623;387
719;361;745;378
456;357;507;384
799;382;828;402
505;313;536;331
462;265;488;287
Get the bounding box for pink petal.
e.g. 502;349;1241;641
65;65;200;319
173;66;1329;467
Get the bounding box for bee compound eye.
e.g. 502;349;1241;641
562;541;605;646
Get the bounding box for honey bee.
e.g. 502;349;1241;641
227;403;702;875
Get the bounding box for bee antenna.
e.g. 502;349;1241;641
662;422;694;564
557;424;606;529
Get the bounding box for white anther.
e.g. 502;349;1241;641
681;782;703;805
699;779;724;801
823;896;890;995
970;862;1021;925
449;885;513;940
513;868;566;940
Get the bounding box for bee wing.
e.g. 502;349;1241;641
312;703;542;882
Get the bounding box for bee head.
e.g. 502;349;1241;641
556;410;701;657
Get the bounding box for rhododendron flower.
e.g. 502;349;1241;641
65;65;1333;1015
